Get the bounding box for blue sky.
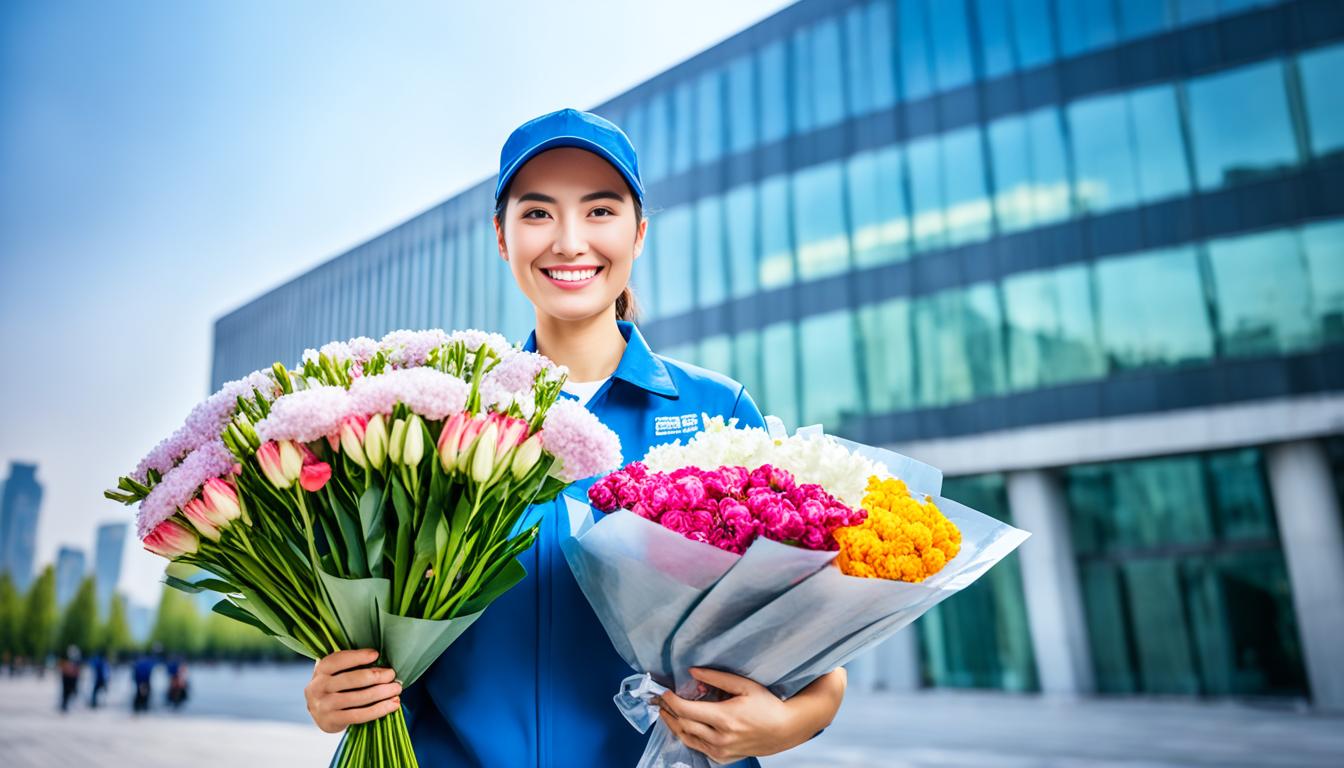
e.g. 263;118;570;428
0;0;793;606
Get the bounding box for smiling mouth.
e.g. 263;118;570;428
542;266;603;282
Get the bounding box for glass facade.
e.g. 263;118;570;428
213;0;1344;702
1065;449;1307;697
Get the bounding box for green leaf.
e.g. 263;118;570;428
318;571;390;653
163;574;204;594
456;558;527;616
211;599;276;635
359;485;386;577
379;609;484;688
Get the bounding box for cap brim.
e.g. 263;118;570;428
494;135;645;204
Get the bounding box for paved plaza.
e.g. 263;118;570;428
0;669;1341;767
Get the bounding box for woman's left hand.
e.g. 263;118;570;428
655;666;846;764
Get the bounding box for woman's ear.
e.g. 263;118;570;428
494;216;509;262
632;217;648;260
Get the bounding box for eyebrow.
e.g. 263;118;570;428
516;190;627;204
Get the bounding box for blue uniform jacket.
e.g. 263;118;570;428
400;321;766;767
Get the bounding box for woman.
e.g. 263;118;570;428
303;108;847;766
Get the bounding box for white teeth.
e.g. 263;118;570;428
547;268;598;282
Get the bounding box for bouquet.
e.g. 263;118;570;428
562;416;1028;768
106;329;620;767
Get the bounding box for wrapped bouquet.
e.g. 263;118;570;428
107;329;620;767
562;416;1028;768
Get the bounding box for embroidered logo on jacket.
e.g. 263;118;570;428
654;414;700;437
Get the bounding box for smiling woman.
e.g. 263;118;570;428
299;108;847;768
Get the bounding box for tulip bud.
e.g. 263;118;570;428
437;412;470;472
256;442;291;489
144;519;199;559
496;416;529;460
455;417;487;473
389;418;407;465
364;414;388;470
470;423;500;485
201;478;242;523
182;498;223;542
403;415;425;468
340;415;369;469
510;433;545;481
279;441;303;483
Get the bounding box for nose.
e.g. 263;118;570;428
552;217;588;258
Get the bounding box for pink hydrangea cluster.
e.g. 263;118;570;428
539;399;622;482
588;462;867;554
132;370;277;482
379;329;450;368
136;438;238;539
347;367;470;420
256;385;354;443
484;351;565;394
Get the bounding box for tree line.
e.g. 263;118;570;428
0;564;295;668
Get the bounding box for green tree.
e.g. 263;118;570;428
101;594;134;658
58;576;99;654
0;572;18;661
20;565;57;663
149;584;202;656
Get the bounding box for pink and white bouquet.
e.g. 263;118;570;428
562;416;1027;768
107;329;619;767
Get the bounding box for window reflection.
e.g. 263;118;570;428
800;310;863;427
725;184;759;299
654;206;694;317
1002;265;1105;390
857;298;916;412
1205;230;1316;356
1298;43;1344;161
1301;219;1344;344
759;175;795;288
794;161;851;280
695;196;726;309
1186;60;1299;189
846;145;911;267
761;321;800;429
726;55;757;154
1095;247;1214;369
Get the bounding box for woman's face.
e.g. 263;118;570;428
497;147;646;324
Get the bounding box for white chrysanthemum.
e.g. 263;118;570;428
641;415;887;508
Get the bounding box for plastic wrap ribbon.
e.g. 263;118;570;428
614;672;670;733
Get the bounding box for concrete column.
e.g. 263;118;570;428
1266;440;1344;713
1007;469;1095;695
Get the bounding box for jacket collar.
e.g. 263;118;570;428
522;320;679;398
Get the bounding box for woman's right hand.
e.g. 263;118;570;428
304;648;403;733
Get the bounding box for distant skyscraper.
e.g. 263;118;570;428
0;462;43;591
54;546;87;608
128;602;153;643
93;523;127;612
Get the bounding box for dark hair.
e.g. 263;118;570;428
494;176;643;323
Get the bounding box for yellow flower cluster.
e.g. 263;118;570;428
835;476;961;582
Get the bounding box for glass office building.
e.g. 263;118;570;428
213;0;1344;708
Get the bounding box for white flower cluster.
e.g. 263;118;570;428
641;415;888;509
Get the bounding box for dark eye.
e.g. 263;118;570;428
522;208;550;220
591;207;614;217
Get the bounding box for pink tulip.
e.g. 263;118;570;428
144;519;199;559
202;478;242;522
454;416;488;472
437;412;470;471
182;498;223;542
256;442;291;489
300;461;332;492
339;414;369;469
495;415;530;460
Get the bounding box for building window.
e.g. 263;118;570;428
695;196;726;308
758;39;790;143
857;297;916;413
724;184;759;299
794;161;851;281
1068;92;1140;213
1095;246;1214;370
695;69;725;167
654;205;694;318
1057;0;1119;58
1204;229;1317;357
1185;60;1300;190
844;1;896;115
758;175;795;288
846;145;911;267
913;284;1007;407
1065;449;1307;697
920;474;1038;692
726;54;758;154
1301;218;1344;345
989;107;1071;232
1002;264;1105;391
1298;43;1344;162
799;309;863;428
760;321;800;429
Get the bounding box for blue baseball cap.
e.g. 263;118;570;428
494;108;645;206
